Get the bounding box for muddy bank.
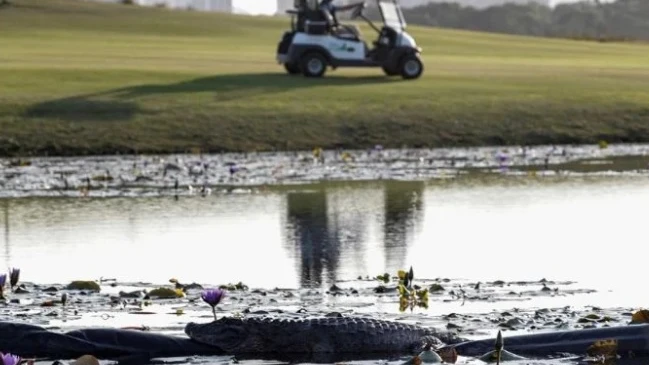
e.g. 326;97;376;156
1;144;649;198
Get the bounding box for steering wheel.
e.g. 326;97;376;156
350;2;365;19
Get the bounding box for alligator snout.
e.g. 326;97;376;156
184;322;195;336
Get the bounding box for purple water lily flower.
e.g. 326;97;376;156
1;352;22;365
201;288;225;306
9;268;19;291
201;288;225;321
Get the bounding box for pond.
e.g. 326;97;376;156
2;145;649;364
2;175;648;313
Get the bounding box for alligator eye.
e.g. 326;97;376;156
215;327;246;350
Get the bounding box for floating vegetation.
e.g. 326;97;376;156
399;288;430;312
375;273;390;283
3;144;649;199
66;280;101;292
146;287;185;299
396;266;429;312
429;284;445;293
169;278;203;291
219;282;249;291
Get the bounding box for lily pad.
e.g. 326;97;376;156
66;281;100;291
146;287;184;299
219;282;249;291
429;284;444;292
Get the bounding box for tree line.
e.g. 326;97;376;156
360;0;649;42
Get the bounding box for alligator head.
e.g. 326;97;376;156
185;317;252;352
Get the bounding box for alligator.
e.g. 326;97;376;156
0;317;466;364
5;317;647;364
184;315;469;359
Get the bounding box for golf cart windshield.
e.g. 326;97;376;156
378;0;407;31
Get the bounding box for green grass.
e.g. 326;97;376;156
1;0;649;156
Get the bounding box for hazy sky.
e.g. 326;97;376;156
234;0;276;14
235;0;583;15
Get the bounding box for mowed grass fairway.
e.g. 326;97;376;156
1;0;649;156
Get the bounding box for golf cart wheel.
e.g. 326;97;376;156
300;52;327;78
382;66;398;76
284;62;300;75
399;53;423;80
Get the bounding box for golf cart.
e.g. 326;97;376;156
276;0;423;79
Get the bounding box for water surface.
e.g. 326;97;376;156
2;176;647;315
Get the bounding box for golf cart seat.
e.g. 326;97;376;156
332;24;361;40
306;6;360;41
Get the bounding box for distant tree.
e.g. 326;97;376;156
392;0;649;41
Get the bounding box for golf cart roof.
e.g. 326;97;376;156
377;0;407;31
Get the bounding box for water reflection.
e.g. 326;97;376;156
284;190;340;288
326;187;374;281
382;181;424;273
2;200;9;265
282;182;426;288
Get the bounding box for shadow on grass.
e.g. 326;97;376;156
24;97;140;122
23;72;399;122
107;72;401;101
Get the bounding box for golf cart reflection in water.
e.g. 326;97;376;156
276;0;424;79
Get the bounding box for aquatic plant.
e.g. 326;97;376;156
429;283;445;292
397;266;414;289
397;266;429;312
66;280;100;292
1;352;22;365
0;274;7;299
495;330;503;365
375;273;390;283
399;286;429;312
218;282;248;291
201;288;225;321
146;287;184;299
9;268;19;291
0;274;6;299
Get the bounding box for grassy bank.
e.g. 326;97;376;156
1;0;649;157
